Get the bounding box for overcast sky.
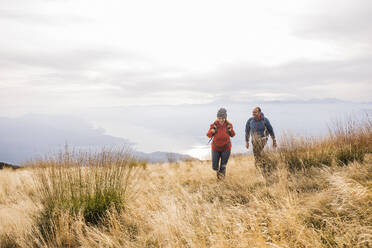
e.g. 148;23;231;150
1;0;371;116
1;0;372;162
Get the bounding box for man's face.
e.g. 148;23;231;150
217;117;226;125
252;108;260;118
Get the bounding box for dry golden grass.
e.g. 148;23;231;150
277;116;372;172
0;153;371;248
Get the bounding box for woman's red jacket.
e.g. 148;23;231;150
206;120;235;151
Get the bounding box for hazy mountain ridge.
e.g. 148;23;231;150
0;116;131;164
0;161;20;170
0;116;194;164
1;98;371;163
208;97;355;106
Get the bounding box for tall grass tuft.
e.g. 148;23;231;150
279;135;333;172
279;116;371;172
255;150;280;177
330;117;370;166
32;147;141;244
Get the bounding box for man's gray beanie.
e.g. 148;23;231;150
217;108;227;118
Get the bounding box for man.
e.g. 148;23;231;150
207;108;235;180
245;107;277;168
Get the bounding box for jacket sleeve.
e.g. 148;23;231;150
264;117;275;139
228;123;235;137
206;123;215;138
245;118;252;142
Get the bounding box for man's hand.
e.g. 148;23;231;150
273;139;277;148
211;128;216;134
245;141;249;150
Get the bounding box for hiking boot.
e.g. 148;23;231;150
217;171;225;181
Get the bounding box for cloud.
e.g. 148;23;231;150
115;56;372;102
1;53;371;115
0;8;92;26
292;0;372;47
0;47;139;73
0;0;371;115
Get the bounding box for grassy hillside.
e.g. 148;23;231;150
0;120;371;248
0;156;371;247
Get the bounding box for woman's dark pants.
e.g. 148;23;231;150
212;149;231;175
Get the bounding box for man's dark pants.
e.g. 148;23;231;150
212;149;231;175
252;137;277;176
252;137;267;167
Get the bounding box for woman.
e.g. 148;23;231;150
206;108;235;180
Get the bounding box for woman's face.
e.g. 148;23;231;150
217;117;226;125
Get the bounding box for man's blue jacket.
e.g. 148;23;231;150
245;112;275;142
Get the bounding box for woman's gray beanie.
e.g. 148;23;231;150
217;108;227;118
